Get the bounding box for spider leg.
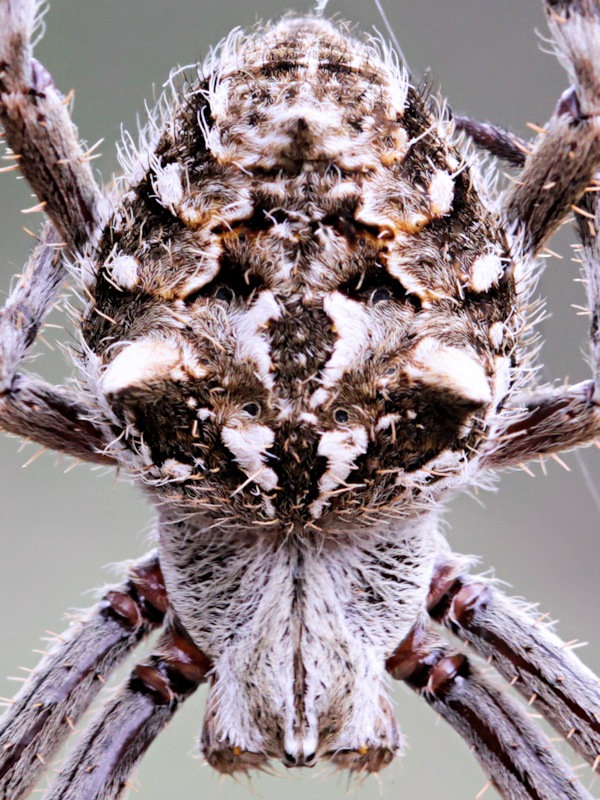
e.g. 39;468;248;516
453;115;528;167
574;174;600;403
483;156;600;468
0;223;116;463
42;621;211;800
427;569;600;772
0;552;167;800
467;2;600;466
504;0;600;253
480;381;600;468
0;0;101;249
387;628;593;800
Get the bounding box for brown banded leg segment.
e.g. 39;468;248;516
387;630;593;800
43;624;211;800
505;86;600;253
0;374;117;464
0;552;167;800
453;116;528;168
0;0;101;248
504;0;600;253
480;380;600;468
428;570;600;771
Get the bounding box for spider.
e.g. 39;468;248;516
1;0;600;798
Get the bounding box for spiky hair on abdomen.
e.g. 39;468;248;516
80;17;517;532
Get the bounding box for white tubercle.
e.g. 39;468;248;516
428;171;455;217
488;321;505;350
162;459;194;481
469;253;504;293
152;162;184;212
107;253;140;290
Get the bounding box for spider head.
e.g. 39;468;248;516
156;527;435;776
200;645;402;776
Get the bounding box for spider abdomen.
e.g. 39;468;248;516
83;18;515;530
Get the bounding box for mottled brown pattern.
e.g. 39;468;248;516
82;19;514;527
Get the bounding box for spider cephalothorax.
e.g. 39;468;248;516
1;1;600;798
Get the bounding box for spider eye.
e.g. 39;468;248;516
181;261;263;306
216;286;234;303
334;408;349;423
371;287;391;304
243;402;260;417
339;269;421;311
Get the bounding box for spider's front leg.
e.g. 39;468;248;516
0;553;167;800
0;0;101;248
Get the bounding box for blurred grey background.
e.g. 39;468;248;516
1;0;599;798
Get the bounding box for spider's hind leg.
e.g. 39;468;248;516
428;569;600;772
388;627;594;799
0;552;167;800
42;621;211;800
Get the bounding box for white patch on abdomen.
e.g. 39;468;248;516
310;426;369;518
406;339;492;406
310;292;371;407
234;291;281;390
221;422;278;492
102;338;206;394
